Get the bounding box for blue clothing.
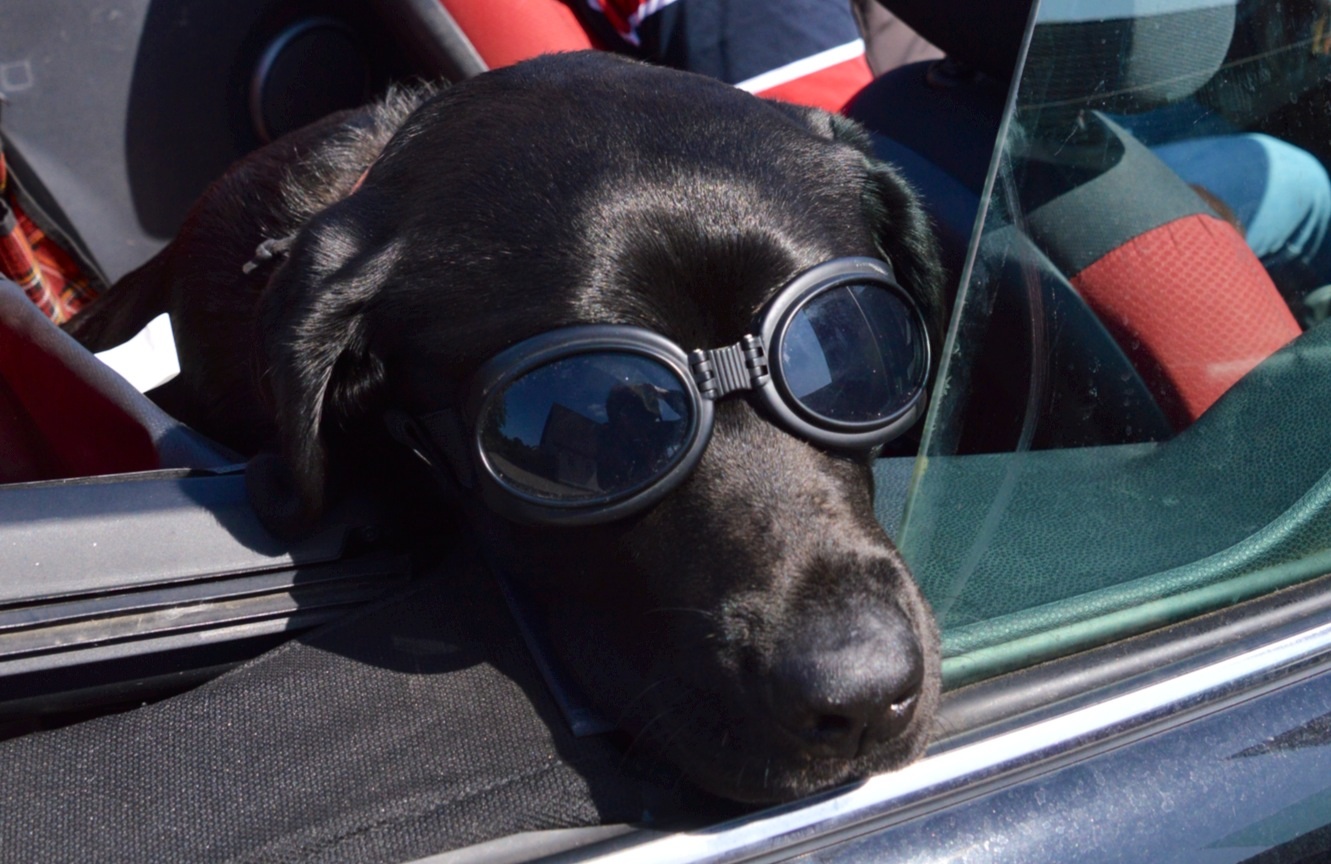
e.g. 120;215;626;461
573;0;862;86
1150;133;1331;308
1118;104;1331;313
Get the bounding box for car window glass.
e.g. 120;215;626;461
896;0;1331;689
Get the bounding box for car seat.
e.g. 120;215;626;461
0;0;434;477
407;0;874;112
0;276;233;482
0;6;719;857
848;0;1301;435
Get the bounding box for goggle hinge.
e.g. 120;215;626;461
690;336;769;400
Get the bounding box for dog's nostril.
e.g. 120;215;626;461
811;713;856;741
769;604;924;758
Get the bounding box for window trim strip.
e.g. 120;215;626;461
574;616;1331;863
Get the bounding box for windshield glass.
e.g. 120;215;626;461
896;0;1331;689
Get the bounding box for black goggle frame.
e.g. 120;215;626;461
397;257;931;527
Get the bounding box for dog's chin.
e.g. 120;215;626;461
641;693;938;804
686;738;931;805
473;506;940;804
542;593;940;805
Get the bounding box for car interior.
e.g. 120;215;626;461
4;0;1331;860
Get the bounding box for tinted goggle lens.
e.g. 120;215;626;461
477;352;694;503
446;258;929;526
778;282;927;425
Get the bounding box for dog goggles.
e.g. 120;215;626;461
392;257;930;526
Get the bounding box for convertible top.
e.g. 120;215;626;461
0;544;728;861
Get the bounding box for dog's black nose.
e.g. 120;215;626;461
768;604;924;759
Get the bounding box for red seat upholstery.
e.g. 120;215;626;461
431;0;871;112
436;0;597;70
0;281;158;482
732;42;874;113
1071;213;1301;427
1006;110;1305;431
0;279;235;483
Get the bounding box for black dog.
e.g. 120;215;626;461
66;51;944;804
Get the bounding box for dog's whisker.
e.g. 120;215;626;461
930;713;962;742
641;607;719;621
637;713;693;783
622;708;676;756
621;705;676;768
614;677;672;727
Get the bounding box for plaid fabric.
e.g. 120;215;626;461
0;150;100;324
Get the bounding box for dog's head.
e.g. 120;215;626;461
249;52;944;803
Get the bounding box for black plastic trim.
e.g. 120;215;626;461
0;554;407;664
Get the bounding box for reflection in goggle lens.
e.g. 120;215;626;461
780;283;926;424
479;352;692;502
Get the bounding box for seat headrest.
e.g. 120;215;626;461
1028;0;1237;113
879;0;1235;111
876;0;1033;82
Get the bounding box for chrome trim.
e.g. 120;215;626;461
577;617;1331;863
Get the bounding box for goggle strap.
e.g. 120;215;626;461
419;409;477;489
689;335;769;400
384;408;475;492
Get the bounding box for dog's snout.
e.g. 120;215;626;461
769;604;924;759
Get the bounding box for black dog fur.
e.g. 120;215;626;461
65;52;944;804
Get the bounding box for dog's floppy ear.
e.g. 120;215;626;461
247;207;398;539
855;146;948;346
772;103;948;343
